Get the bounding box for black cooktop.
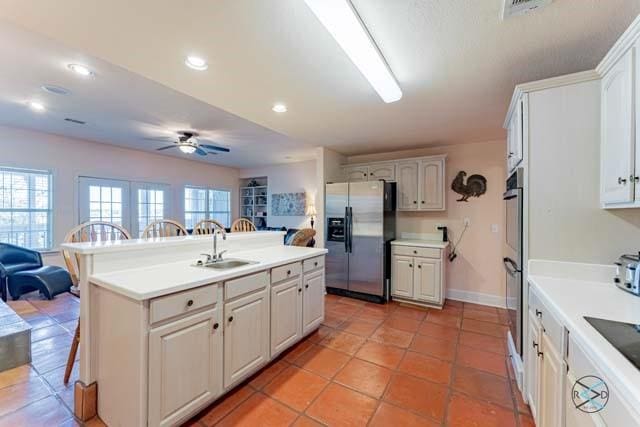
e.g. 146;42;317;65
585;317;640;370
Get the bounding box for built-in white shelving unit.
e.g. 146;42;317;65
240;176;268;228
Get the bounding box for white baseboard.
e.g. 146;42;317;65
445;288;509;308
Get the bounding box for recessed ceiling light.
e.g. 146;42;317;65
304;0;402;103
28;101;45;112
272;103;287;113
68;63;93;77
185;56;208;71
42;85;71;95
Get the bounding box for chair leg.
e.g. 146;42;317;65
64;322;80;385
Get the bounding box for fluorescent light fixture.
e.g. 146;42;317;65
179;144;197;154
68;63;93;76
185;56;208;71
28;101;45;112
304;0;402;103
272;103;287;113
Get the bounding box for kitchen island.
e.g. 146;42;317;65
61;231;327;426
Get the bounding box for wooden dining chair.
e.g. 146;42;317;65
230;218;257;232
193;219;226;235
290;228;316;247
62;221;131;384
141;219;188;238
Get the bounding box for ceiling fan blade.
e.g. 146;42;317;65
195;147;208;156
156;145;176;151
200;144;230;153
205;151;219;155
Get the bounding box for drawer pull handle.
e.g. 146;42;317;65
287;270;291;275
187;299;194;307
532;340;538;349
228;316;234;322
618;177;627;185
535;309;542;318
305;284;309;289
213;322;219;330
537;351;544;358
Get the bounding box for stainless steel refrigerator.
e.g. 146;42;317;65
325;181;395;302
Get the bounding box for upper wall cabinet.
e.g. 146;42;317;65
506;97;525;174
600;37;640;208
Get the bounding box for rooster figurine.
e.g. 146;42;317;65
451;171;487;202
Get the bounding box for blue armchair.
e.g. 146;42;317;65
0;243;72;301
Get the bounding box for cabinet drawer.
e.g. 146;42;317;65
303;256;324;273
225;271;269;301
150;284;218;324
271;262;302;284
392;245;441;259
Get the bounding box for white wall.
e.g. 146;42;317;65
239;160;317;230
0;125;240;265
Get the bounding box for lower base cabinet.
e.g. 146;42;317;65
148;308;223;427
303;269;325;334
270;277;302;356
391;244;446;307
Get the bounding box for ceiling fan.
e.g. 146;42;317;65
149;131;230;156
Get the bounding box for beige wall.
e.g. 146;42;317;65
348;140;507;302
239;160;317;230
0;125;240;264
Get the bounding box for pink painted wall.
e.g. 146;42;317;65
347;140;507;304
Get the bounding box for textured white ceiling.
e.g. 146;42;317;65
0;0;638;156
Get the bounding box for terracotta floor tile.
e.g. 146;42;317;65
334;358;393;398
216;393;298;427
393;305;428;321
462;319;509;339
0;395;71;427
452;366;514;409
321;311;345;328
410;334;457;361
398;351;452;385
292;415;325;427
0;365;37;389
198;385;254;426
440;304;463;317
456;346;508;377
445;299;464;308
263;365;328;411
337;318;379;337
425;310;462;328
306;325;333;344
383;373;448;421
519;414;536;427
326;303;361;318
41;363;77;393
370;325;414;348
464;302;498;313
355;341;406;369
464;308;502;324
293;345;350;379
320;330;365;355
0;377;51;417
352;311;387;324
417;321;460;341
306;383;378;427
382;314;422;333
511;380;531;416
249;359;289;390
447;392;517;427
20;312;56;330
30;323;69;343
84;417;108;427
283;338;315;363
337;296;367;307
369;402;439;427
459;331;506;355
6;300;37;315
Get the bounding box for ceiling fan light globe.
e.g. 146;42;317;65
179;144;197;154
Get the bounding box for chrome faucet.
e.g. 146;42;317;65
211;225;227;262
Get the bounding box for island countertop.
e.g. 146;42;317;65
90;245;327;300
391;239;449;249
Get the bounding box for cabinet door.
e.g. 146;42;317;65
414;258;441;303
224;289;269;388
369;163;396;181
302;270;325;335
344;166;369;182
540;332;563;427
526;309;542;424
271;278;302;357
507;98;524;173
149;308;222;427
397;162;419;210
419;160;445;210
601;48;634;205
391;255;414;298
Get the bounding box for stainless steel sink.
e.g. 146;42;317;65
193;259;256;270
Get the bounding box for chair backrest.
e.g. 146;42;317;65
193;219;226;235
230;218;256;233
141;219;188;239
63;221;131;286
289;228;316;247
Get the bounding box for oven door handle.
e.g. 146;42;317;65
503;257;521;276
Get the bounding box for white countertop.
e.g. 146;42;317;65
528;262;640;405
90;245;327;300
391;239;449;249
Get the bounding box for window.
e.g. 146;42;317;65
89;185;124;225
137;187;165;237
184;186;231;229
0;167;52;250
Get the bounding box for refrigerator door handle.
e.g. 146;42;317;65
344;207;349;253
348;206;353;253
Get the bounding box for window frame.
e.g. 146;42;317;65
184;185;232;229
0;166;54;251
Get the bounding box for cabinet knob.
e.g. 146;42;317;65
213;322;219;330
413;201;417;204
305;284;309;289
618;177;628;185
187;299;194;307
632;175;640;183
418;265;422;269
314;261;318;266
421;201;425;204
287;270;291;275
298;288;302;293
413;250;417;254
409;264;413;268
364;173;367;176
228;316;234;322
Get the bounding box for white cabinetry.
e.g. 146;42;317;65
369;163;396;181
397;162;419;210
270;277;302;357
344;165;369;182
540;332;563;427
525;308;541;423
302;269;325;334
506;96;525;173
391;243;446;307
